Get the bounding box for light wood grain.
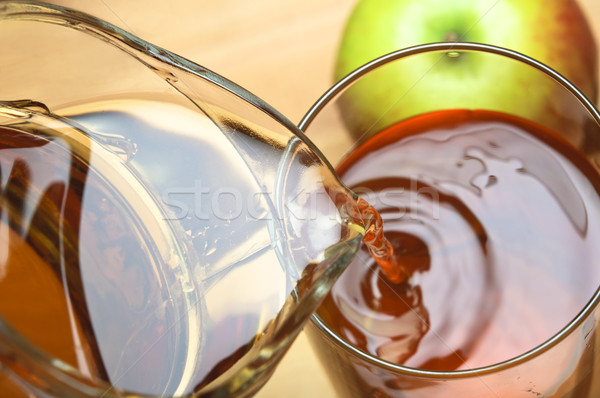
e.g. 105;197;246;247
41;1;600;397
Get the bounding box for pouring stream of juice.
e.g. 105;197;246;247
356;197;408;284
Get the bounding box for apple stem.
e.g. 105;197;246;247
444;31;459;42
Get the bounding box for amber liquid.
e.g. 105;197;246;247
0;118;265;395
0;99;367;396
318;109;600;371
354;197;407;284
0;124;186;393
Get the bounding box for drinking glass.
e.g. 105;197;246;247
300;42;600;398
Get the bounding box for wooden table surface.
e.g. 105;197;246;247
48;1;600;396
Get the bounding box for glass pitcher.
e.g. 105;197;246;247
0;2;364;397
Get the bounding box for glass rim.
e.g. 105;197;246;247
302;41;600;378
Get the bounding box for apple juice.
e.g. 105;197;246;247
0;123;192;395
0;99;371;396
0;116;268;396
317;109;600;371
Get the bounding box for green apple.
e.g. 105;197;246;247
335;0;598;143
